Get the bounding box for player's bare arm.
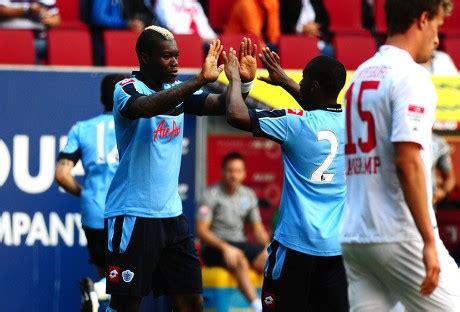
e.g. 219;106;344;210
394;142;440;296
54;159;82;197
200;37;258;115
223;48;252;132
252;222;269;247
258;47;302;104
125;40;224;119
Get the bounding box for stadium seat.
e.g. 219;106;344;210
103;30;138;67
374;0;387;33
334;34;377;70
209;0;236;32
47;29;92;65
278;36;320;69
174;34;204;68
441;2;460;36
443;38;460;69
324;0;366;34
0;29;35;64
56;0;87;30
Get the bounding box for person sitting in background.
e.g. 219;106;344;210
196;152;269;312
432;133;456;206
91;0;147;32
154;0;217;42
224;0;280;49
422;49;458;75
280;0;334;57
0;0;60;62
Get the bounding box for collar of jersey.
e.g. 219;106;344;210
378;45;414;62
131;71;178;91
308;103;342;113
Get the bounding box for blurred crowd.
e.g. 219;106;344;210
0;0;415;65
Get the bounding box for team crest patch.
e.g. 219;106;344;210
119;78;135;87
122;270;134;283
108;266;120;283
262;291;276;310
287;108;303;116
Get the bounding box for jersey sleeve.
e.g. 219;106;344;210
390;71;436;147
183;89;210;116
58;123;81;163
248;109;288;144
196;189;215;222
245;190;262;224
114;78;145;118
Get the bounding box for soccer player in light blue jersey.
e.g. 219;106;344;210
223;47;348;311
104;27;257;312
55;73;127;312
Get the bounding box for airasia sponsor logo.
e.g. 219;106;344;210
153;120;181;142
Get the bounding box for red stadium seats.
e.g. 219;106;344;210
278;36;320;69
441;1;460;36
47;29;92;65
334;34;376;70
56;0;87;30
0;29;35;64
174;35;204;68
374;0;387;33
104;30;139;67
209;0;236;32
443;38;460;69
324;0;366;34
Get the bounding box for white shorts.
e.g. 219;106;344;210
342;240;460;312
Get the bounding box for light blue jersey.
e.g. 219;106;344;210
249;106;345;256
60;114;119;229
105;73;208;219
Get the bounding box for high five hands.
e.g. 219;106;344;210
200;37;258;84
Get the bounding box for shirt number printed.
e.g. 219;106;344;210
311;130;338;182
96;121;118;164
345;81;380;154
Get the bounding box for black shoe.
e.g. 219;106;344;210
80;277;95;312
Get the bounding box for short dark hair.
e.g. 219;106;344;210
100;73;128;112
385;0;453;36
221;152;245;169
304;56;346;98
135;26;174;60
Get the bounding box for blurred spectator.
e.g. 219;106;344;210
422;50;458;75
280;0;334;56
0;0;61;62
92;0;145;31
154;0;217;42
224;0;280;48
432;133;456;207
123;0;154;30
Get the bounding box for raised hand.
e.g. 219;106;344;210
238;37;257;82
223;47;241;82
200;39;224;83
258;47;290;87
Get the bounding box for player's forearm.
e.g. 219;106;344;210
55;172;82;196
396;152;435;243
0;6;27;18
281;78;302;104
128;75;207;119
254;226;269;247
225;78;252;131
442;171;456;195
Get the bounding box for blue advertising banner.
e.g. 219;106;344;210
0;68;197;311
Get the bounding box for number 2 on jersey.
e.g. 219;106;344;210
311;130;338;182
345;81;380;155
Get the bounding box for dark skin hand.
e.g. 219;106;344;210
258;47;302;104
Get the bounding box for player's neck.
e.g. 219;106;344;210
306;98;337;111
386;33;419;62
221;182;238;195
138;69;163;91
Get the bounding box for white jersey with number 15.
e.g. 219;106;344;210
340;45;438;243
